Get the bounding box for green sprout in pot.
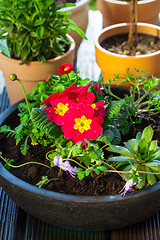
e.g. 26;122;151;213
107;126;160;190
1;66;160;197
0;0;86;64
103;69;160;131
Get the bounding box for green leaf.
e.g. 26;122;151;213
77;172;85;180
37;26;44;39
136;132;142;142
21;46;30;62
97;166;108;171
141;126;153;143
145;161;160;167
145;167;156;185
151;149;160;159
149;140;157;152
106;126;121;145
72;146;81;157
127;139;138;151
98;129;114;143
69;25;87;40
124;142;137;157
109;156;134;165
20;136;30;155
31;108;61;138
4;158;14;170
107;145;131;157
13;40;21;57
21;35;29;48
137;138;148;154
0;125;12;134
34;18;45;26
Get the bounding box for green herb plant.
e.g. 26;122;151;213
0;0;86;64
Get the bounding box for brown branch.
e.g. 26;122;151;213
128;0;138;48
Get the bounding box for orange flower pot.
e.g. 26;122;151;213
95;23;160;86
0;35;75;105
97;0;160;27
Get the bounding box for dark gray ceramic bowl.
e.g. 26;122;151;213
0;103;160;231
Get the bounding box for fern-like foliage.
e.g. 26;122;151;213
0;125;15;137
103;100;125;129
31;108;62;138
20;136;30;156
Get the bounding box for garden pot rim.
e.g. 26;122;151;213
0;34;75;65
95;22;160;58
60;0;90;13
101;0;158;6
1;102;160;203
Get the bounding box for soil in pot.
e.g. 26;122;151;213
1;87;160;197
101;33;160;56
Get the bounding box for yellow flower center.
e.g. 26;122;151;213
64;67;69;72
55;103;69;116
91;103;96;109
74;115;92;133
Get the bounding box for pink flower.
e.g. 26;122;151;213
94;83;105;95
58;63;74;75
78;91;106;116
61;103;103;144
44;96;74;125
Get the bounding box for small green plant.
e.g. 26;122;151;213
107;126;160;189
0;0;86;64
103;69;160;129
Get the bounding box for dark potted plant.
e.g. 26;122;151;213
0;65;160;230
0;0;86;104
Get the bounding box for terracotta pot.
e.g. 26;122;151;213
1;102;160;230
63;0;90;56
95;23;160;86
0;35;75;105
97;0;160;28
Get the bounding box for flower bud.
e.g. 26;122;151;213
9;74;17;81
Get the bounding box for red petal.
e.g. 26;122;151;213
72;131;85;144
44;107;55;122
62;119;75;139
78;91;95;104
85;122;103;140
41;92;59;106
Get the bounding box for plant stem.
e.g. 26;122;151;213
103;83;121;100
0;155;50;169
64;158;86;170
18;79;31;116
99;159;128;181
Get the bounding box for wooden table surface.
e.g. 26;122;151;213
0;10;160;240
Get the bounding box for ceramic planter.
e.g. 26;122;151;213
95;23;160;86
1;103;160;231
97;0;160;28
0;35;75;105
63;0;90;56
